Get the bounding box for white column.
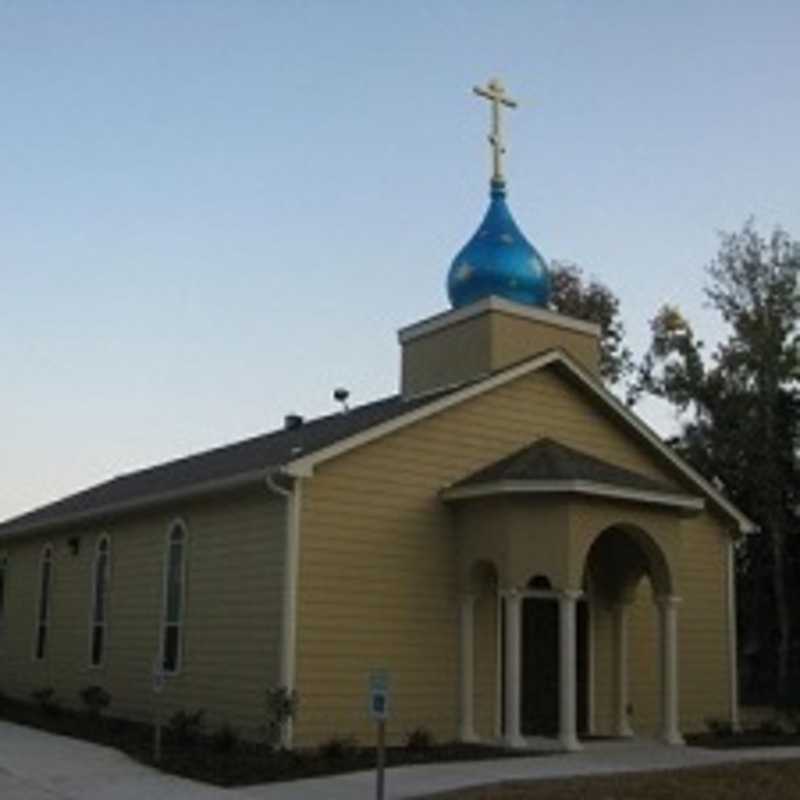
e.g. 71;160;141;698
558;591;582;752
613;602;634;738
459;593;478;742
503;589;526;748
657;595;684;745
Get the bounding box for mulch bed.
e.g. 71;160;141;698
0;695;540;787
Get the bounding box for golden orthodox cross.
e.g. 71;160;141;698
473;77;518;183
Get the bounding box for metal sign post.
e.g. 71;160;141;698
369;670;391;800
152;656;166;763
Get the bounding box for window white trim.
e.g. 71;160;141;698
33;543;54;661
89;534;111;668
160;519;188;675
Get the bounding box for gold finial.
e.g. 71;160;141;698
473;77;518;183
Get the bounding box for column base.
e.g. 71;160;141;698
559;733;582;752
503;734;528;750
660;730;685;746
459;729;480;744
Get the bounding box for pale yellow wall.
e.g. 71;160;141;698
0;488;285;738
294;365;703;746
490;312;600;379
401;315;493;397
591;511;733;738
677;513;731;732
400;307;600;398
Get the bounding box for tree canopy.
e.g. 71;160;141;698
549;261;634;387
638;222;800;704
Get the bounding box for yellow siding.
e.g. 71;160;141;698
677;513;730;732
0;488;285;738
627;577;660;735
294;366;696;746
490;312;600;378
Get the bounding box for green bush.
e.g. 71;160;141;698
318;735;359;761
705;717;734;737
405;726;435;750
31;688;61;717
210;723;240;753
79;685;111;717
167;709;205;746
265;686;298;747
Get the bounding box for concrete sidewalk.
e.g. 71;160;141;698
2;721;800;800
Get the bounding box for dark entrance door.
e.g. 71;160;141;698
519;598;589;736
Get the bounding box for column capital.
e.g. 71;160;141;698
560;589;583;602
656;594;682;609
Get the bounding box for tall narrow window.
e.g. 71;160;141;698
161;523;187;673
90;536;110;667
0;553;8;645
35;545;53;660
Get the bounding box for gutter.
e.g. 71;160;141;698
265;467;304;749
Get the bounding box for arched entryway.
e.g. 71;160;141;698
582;524;683;745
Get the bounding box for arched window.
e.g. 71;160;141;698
0;553;8;645
34;544;53;660
161;522;187;673
90;535;111;667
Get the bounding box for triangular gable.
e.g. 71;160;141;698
285;349;756;535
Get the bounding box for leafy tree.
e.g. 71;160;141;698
549;261;634;387
638;222;800;704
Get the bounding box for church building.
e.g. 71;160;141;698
0;79;753;751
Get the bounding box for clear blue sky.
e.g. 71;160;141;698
2;1;799;521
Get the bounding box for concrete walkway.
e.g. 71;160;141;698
2;721;800;800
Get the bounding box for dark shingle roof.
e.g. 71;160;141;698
0;389;450;538
452;438;679;494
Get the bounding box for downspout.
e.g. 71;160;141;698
266;468;304;749
727;535;741;732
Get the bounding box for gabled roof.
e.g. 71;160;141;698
453;438;680;493
441;438;705;512
0;347;757;540
0;389;450;539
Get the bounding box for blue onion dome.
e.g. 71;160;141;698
447;179;550;308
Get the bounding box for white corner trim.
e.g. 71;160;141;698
266;471;302;750
397;296;602;344
727;539;741;731
286;349;754;534
440;479;705;511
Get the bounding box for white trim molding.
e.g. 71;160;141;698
727;540;741;732
266;470;303;750
441;478;705;512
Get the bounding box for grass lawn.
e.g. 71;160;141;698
419;760;800;799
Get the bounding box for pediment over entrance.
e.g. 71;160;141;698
442;438;704;513
445;439;695;597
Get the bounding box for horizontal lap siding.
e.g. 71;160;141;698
678;514;730;732
0;489;285;737
294;368;687;746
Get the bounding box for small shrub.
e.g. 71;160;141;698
318;735;359;761
209;723;240;753
167;709;205;746
705;717;734;737
31;688;61;717
79;685;111;717
405;726;435;750
265;685;299;746
757;717;784;736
